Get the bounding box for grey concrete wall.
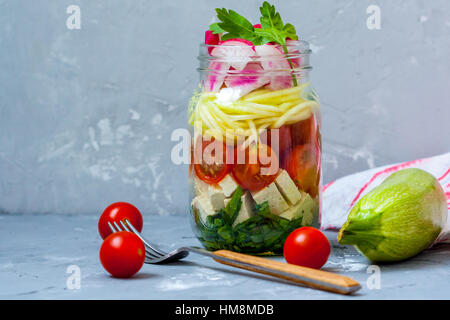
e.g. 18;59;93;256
0;0;449;215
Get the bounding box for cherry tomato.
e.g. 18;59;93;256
285;144;320;198
232;143;279;191
283;227;330;269
261;125;293;158
291;114;316;146
100;231;145;278
98;202;143;239
194;137;232;184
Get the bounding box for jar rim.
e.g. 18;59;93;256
198;39;312;71
199;39;311;54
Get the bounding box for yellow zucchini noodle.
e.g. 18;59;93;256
189;83;320;144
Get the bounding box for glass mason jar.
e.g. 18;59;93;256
188;40;321;255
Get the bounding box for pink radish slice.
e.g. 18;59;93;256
205;30;220;54
253;24;262;29
272;40;301;66
255;44;293;90
211;39;255;70
218;38;255;48
224;62;270;97
205;61;230;92
255;44;290;70
267;73;293;90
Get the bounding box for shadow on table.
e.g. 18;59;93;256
377;243;450;269
109;272;161;281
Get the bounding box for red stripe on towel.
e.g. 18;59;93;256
322;181;335;192
438;168;450;181
349;159;423;208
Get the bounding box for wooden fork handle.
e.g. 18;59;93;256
212;250;361;295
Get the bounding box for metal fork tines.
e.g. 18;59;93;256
107;219;189;264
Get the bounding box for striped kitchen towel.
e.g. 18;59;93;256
321;152;450;243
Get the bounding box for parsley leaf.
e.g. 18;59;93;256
256;1;298;45
208;2;299;86
210;8;263;44
209;22;225;34
209;2;298;46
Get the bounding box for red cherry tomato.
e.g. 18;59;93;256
100;231;145;278
98;202;143;239
285;144;320;198
291;114;322;163
291;114;317;146
267;125;293;172
283;227;330;269
261;125;293;158
232;143;279;191
194;137;232;184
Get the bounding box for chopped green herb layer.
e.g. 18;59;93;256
191;186;303;255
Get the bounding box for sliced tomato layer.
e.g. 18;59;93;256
261;125;292;159
291;114;317;146
232;143;279;191
193;137;232;184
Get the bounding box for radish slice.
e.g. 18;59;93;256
255;44;290;70
211;39;255;70
267;72;293;90
205;30;220;54
253;24;262;29
224;62;270;97
205;61;230;92
219;38;255;48
255;44;294;90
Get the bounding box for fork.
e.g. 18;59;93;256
108;219;361;295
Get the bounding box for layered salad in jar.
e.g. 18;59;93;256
188;2;321;255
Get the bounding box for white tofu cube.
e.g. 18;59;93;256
251;182;289;215
300;193;318;226
279;201;303;221
193;176;209;195
208;185;226;211
275;170;302;205
218;174;239;197
191;193;216;223
279;192;317;223
225;192;255;227
192;176;226;211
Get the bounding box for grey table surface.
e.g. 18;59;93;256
1;214;449;300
